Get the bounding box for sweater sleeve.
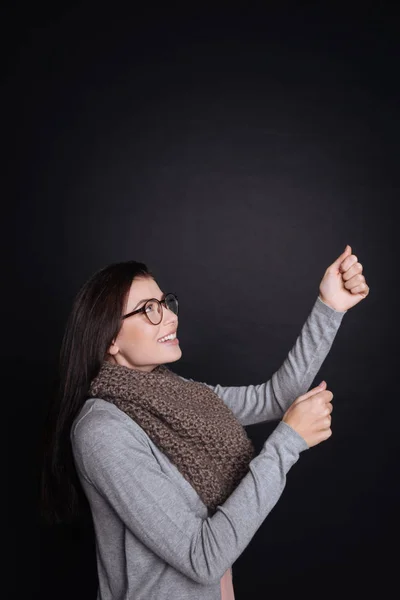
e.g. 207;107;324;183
72;409;308;585
180;296;346;426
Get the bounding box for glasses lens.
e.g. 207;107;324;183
165;293;179;315
145;299;163;324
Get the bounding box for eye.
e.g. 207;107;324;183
145;302;155;312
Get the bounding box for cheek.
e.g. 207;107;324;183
119;322;157;347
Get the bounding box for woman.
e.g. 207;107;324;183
40;245;369;600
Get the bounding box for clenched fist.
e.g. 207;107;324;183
282;381;333;448
319;245;370;312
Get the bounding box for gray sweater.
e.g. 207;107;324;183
70;296;345;600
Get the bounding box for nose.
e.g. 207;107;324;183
163;305;178;326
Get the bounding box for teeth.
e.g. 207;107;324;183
158;332;176;343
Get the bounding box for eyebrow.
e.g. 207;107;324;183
131;292;165;311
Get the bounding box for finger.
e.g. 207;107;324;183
295;381;327;403
321;391;333;404
316;415;332;430
327;245;352;272
350;283;369;296
344;273;365;290
325;402;333;415
311;390;333;409
341;261;363;282
339;254;358;274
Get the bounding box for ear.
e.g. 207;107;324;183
107;341;119;356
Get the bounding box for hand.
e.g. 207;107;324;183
318;245;370;312
282;381;333;448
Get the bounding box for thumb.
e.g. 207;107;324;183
294;380;327;404
328;245;352;272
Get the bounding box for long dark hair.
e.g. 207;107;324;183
39;260;152;526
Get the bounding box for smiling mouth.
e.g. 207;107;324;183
157;332;177;343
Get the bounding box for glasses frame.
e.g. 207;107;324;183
121;292;179;325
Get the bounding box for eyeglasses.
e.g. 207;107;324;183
121;293;179;325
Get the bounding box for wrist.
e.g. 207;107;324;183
318;294;347;313
318;294;335;310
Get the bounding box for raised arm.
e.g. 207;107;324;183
181;296;346;426
180;244;369;427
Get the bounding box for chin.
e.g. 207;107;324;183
164;347;182;364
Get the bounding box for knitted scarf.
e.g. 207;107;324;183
88;361;256;514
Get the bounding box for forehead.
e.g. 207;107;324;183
126;276;163;306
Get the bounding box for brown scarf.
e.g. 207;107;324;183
88;361;256;514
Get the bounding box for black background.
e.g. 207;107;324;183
5;4;399;598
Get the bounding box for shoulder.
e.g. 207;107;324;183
70;398;150;454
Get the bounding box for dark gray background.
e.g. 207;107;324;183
6;4;398;598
